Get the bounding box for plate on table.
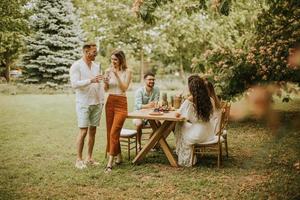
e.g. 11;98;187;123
149;111;164;116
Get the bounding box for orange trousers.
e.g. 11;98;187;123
105;95;128;156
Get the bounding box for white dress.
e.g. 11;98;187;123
174;99;215;167
211;108;222;135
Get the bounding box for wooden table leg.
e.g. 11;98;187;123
158;139;178;167
132;121;179;167
158;121;178;167
149;120;160;148
149;120;159;132
132;121;172;164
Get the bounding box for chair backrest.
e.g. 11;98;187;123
216;108;226;136
216;102;231;136
223;102;231;128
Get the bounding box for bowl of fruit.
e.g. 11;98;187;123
149;105;175;115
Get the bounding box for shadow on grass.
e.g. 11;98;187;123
128;110;300;171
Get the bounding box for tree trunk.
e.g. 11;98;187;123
4;64;10;83
140;26;145;83
140;45;144;83
179;53;185;80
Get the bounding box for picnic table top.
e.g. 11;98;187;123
127;109;185;122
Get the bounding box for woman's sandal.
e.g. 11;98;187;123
104;166;112;173
115;156;123;165
115;161;122;165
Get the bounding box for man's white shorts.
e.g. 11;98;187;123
76;104;103;128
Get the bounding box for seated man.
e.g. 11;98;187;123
134;72;160;150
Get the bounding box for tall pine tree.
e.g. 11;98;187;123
22;0;83;86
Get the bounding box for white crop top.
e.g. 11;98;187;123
106;69;128;95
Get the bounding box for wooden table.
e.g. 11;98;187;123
127;109;185;167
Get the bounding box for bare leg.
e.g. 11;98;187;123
136;124;143;150
134;119;143;150
116;153;123;163
77;128;88;161
104;155;114;173
107;155;114;167
87;126;96;161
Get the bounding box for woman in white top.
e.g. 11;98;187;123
175;75;214;167
103;50;132;172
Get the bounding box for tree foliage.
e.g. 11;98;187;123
72;0;299;99
0;0;29;82
200;0;300;99
143;0;261;79
74;0;235;80
73;0;156;81
253;0;300;83
132;0;299;99
22;0;83;86
133;0;232;24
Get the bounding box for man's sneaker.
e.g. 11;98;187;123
75;160;87;169
85;160;100;166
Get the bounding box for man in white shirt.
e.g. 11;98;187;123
70;43;104;169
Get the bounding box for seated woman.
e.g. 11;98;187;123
174;75;215;167
206;81;222;135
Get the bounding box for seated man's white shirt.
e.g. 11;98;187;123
70;58;104;106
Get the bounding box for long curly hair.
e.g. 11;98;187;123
188;75;213;122
206;81;221;110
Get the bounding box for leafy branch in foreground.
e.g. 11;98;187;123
132;0;232;25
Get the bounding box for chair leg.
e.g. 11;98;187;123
191;145;195;166
217;151;220;168
220;143;223;162
135;135;138;156
224;137;228;158
217;143;222;168
128;138;130;160
201;147;205;157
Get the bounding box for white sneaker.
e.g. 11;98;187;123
75;160;87;169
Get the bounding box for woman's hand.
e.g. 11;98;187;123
143;102;155;109
103;70;110;91
103;77;109;85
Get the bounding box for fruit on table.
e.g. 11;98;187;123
153;105;175;112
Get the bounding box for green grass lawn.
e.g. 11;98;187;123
0;92;299;199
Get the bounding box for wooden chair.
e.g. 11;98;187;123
212;101;231;158
120;129;138;160
191;102;230;168
222;102;231;157
140;122;153;140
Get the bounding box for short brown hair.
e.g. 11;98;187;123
144;72;155;79
83;42;97;50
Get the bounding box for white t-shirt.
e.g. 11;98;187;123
70;58;105;106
